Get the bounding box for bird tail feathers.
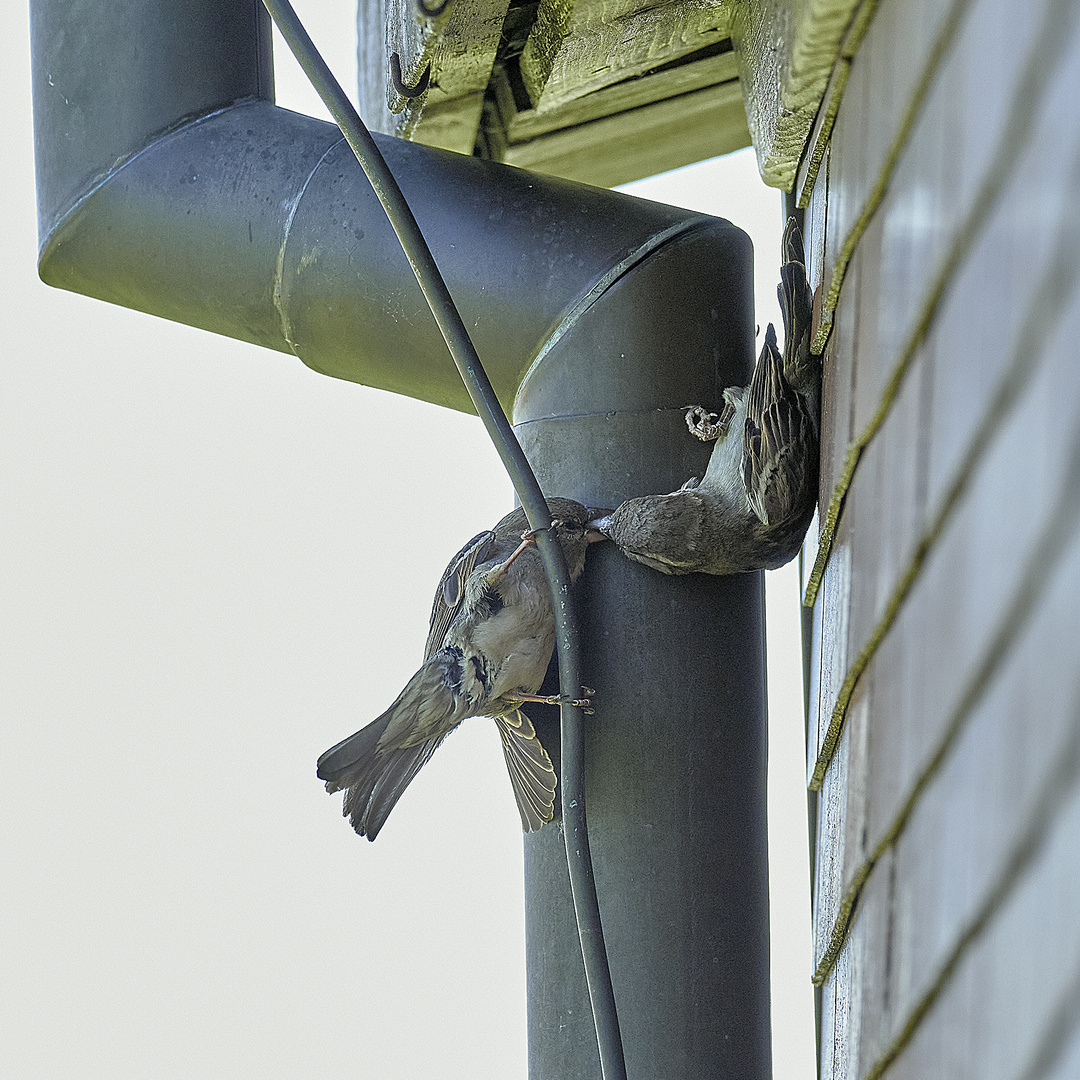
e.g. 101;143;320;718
344;737;445;840
316;710;446;841
317;713;392;793
778;219;817;397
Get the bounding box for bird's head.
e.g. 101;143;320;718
531;498;607;580
587;492;709;574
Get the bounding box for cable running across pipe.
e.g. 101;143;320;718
259;3;626;1076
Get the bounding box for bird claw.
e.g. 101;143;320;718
517;516;563;544
509;686;596;713
570;685;596;713
524;516;565;539
684;403;734;442
491;527;543;580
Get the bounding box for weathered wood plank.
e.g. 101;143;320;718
840;334;933;660
811;1;1080;644
500;78;749;187
357;0;510;151
494;43;740;141
790;0;880;206
804;5;1080;1079
862;283;1080;857
805;569;827;777
872;746;1080;1080
812;143;1080;983
829;59;1080;816
813;0;1072;360
733;0;869;190
809;336;935;790
808;0;951;217
876;532;1080;1079
817;252;858;501
520;0;733;114
812;678;871;972
803;147;829;302
408;90;486;152
818;851;894;1080
819;67;865;327
357;0;399;136
810;513;851;767
804;0;1080;604
922;41;1080;515
815;155;857;504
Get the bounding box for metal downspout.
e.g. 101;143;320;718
29;3;770;1076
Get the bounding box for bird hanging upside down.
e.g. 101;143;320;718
591;219;819;575
318;498;603;840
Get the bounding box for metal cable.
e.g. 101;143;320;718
260;3;626;1076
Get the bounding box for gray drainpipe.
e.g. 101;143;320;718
30;3;770;1076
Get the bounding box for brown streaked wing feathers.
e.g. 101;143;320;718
779;219;815;394
743;326;815;527
494;711;557;832
743;326;782;524
424;530;495;661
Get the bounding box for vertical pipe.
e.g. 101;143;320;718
261;4;626;1068
515;225;771;1079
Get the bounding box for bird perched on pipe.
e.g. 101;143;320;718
590;219;818;575
318;498;604;840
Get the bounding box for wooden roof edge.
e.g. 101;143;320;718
733;0;877;193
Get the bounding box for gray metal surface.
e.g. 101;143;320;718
516;225;771;1080
30;3;771;1074
30;0;715;415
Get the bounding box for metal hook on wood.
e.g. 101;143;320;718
416;0;450;16
389;53;431;98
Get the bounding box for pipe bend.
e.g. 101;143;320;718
513;221;754;425
37;94;721;414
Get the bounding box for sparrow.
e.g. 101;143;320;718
591;219;818;575
317;498;603;840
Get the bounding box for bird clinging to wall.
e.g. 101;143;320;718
317;498;603;840
591;219;818;575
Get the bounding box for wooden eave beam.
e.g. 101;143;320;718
519;0;734;113
731;0;876;192
357;0;512;153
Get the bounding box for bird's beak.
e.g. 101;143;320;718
586;509;614;540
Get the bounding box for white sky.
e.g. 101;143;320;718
3;3;815;1077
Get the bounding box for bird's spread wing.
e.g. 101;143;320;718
743;219;818;531
742;325;817;528
425;530;495;660
494;710;557;832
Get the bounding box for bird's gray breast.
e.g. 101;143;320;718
459;574;555;703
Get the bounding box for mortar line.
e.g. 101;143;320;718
803;0;1076;610
811;403;1080;987
1013;961;1080;1080
808;127;1080;794
862;692;1080;1080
